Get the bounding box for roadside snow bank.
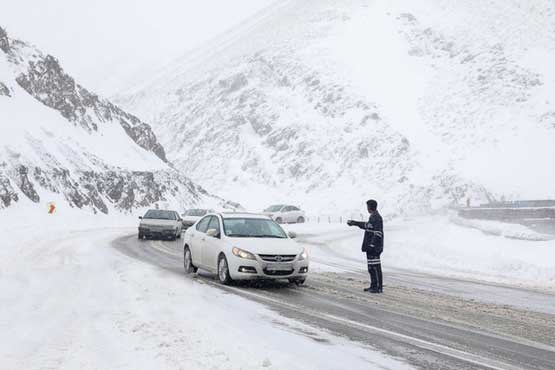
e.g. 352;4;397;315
450;215;554;241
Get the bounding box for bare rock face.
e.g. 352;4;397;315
0;81;10;97
13;54;168;162
0;26;9;53
17;165;40;203
0;157;227;213
0;27;166;163
0;167;19;208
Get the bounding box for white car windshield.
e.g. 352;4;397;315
143;210;176;220
264;205;283;212
223;218;287;238
186;209;208;217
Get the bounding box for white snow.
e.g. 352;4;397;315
0;208;414;370
117;0;555;216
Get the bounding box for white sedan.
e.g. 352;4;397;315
181;208;214;228
263;204;306;224
182;213;309;285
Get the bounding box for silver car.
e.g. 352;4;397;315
138;209;183;240
263;205;306;224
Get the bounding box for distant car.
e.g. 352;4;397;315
138;209;183;240
181;208;214;228
263;205;306;224
182;213;309;285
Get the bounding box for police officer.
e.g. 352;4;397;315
347;199;384;293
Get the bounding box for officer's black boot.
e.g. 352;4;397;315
366;265;378;292
376;264;383;293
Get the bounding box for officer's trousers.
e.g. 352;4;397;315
366;252;383;290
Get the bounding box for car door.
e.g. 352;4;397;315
202;216;222;270
175;211;181;227
190;216;210;267
282;206;293;223
172;211;181;232
290;206;302;221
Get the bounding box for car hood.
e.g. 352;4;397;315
140;219;176;227
227;237;302;255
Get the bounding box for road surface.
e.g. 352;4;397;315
112;232;555;370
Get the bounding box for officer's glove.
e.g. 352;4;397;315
347;220;355;226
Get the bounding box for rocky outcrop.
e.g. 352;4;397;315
0;81;10;97
13;54;167;162
16;165;40;203
0;27;167;162
0;26;9;53
0;171;19;208
0;159;229;213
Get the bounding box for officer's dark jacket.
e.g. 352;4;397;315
352;211;384;253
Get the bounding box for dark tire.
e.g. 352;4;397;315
275;217;283;224
289;278;306;286
217;254;233;285
297;216;305;224
183;247;198;274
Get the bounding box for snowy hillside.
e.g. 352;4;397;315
0;26;229;214
117;0;555;215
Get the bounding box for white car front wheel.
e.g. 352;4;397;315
217;255;233;285
184;247;198;274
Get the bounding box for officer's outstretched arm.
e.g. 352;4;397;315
347;220;366;229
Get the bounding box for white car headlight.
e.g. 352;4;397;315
232;247;256;260
299;249;308;261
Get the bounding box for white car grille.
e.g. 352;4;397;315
258;254;296;262
146;225;171;230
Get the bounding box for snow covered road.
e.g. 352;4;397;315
112;230;555;370
2;213;554;370
0;225;413;370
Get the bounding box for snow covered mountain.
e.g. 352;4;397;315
0;26;231;214
117;0;555;216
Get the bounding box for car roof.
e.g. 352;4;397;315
219;212;271;219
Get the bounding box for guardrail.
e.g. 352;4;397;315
457;207;555;221
304;214;367;224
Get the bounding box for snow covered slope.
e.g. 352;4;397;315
117;0;555;215
0;26;230;214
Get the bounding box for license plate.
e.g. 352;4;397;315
266;263;292;271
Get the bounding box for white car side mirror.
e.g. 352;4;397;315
288;232;297;239
206;229;219;238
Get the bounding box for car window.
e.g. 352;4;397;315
222;218;287;238
207;216;221;236
144;210;176;220
291;206;300;211
188;209;208;217
264;205;283;212
283;206;293;212
196;216;211;233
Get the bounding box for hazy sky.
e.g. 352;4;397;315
1;0;275;95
